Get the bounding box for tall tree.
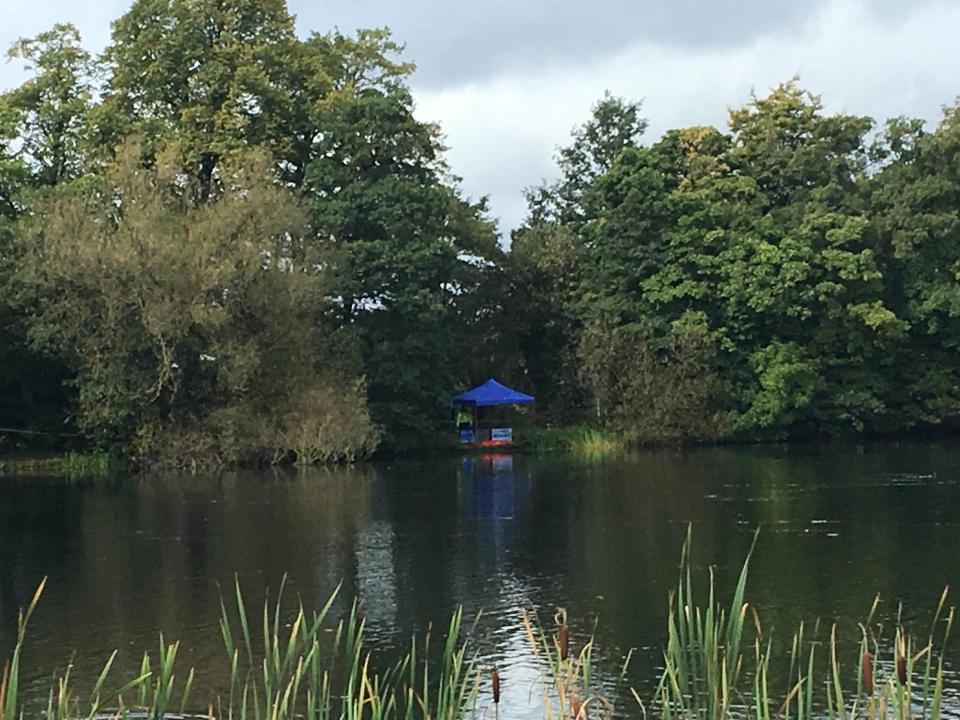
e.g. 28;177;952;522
0;24;94;448
869;106;960;429
572;82;904;438
505;92;647;419
3;24;95;187
524;91;647;228
100;0;307;195
721;83;898;433
305;80;499;448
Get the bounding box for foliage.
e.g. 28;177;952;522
305;81;500;449
0;0;500;461
508;80;960;444
505;93;647;422
1;579;481;720
577;319;727;443
0;24;86;448
4;0;960;457
505;222;584;421
3;23;95;188
17;141;376;466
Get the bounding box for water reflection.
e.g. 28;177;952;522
459;453;528;519
2;444;960;713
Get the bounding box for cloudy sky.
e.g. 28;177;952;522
2;0;959;237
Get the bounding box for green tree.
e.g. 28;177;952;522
100;1;413;192
502;223;582;419
721;83;900;433
869;106;960;429
505;92;647;421
525;91;647;227
571;82;905;439
305;81;499;448
100;0;307;194
98;0;490;449
574;128;729;436
19;141;377;465
0;24;94;449
3;23;95;187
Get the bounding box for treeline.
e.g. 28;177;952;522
0;0;501;465
510;86;960;443
1;0;959;465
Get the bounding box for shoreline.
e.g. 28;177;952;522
5;429;960;477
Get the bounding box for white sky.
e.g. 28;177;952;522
2;0;959;237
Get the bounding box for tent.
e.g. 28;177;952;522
452;379;534;445
453;378;535;406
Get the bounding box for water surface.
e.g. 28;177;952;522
2;443;960;713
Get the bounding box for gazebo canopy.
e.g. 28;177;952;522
453;378;534;407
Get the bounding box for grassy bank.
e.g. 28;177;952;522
514;426;629;457
3;531;954;719
0;451;117;479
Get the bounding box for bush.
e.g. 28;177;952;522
19;141;379;467
577;319;728;444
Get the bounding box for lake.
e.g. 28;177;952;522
2;442;960;715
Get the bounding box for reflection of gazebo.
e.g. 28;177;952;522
453;378;534;446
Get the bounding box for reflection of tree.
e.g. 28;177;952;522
0;478;86;654
1;467;381;702
5;444;960;707
356;521;397;630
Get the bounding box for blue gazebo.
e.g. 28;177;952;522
453;378;534;445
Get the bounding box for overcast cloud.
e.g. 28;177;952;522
2;0;959;237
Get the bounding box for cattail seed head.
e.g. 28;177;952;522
896;632;907;685
571;695;583;720
492;669;501;704
862;650;874;697
558;625;570;661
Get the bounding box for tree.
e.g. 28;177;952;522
564;81;905;439
19;141;377;465
721;83;900;433
306;81;499;448
524;91;647;227
100;0;309;196
2;23;95;187
869;106;960;429
502;223;582;420
98;0;492;449
504;92;647;421
0;24;94;449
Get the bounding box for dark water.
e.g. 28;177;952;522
2;443;960;714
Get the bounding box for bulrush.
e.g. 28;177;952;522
555;607;570;661
559;624;570;661
862;650;874;697
570;695;583;720
492;669;501;704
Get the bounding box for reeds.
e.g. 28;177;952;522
654;526;756;720
520;606;633;720
514;426;625;456
572;430;624;458
3;535;957;720
56;451;113;478
650;528;956;720
3;578;480;720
